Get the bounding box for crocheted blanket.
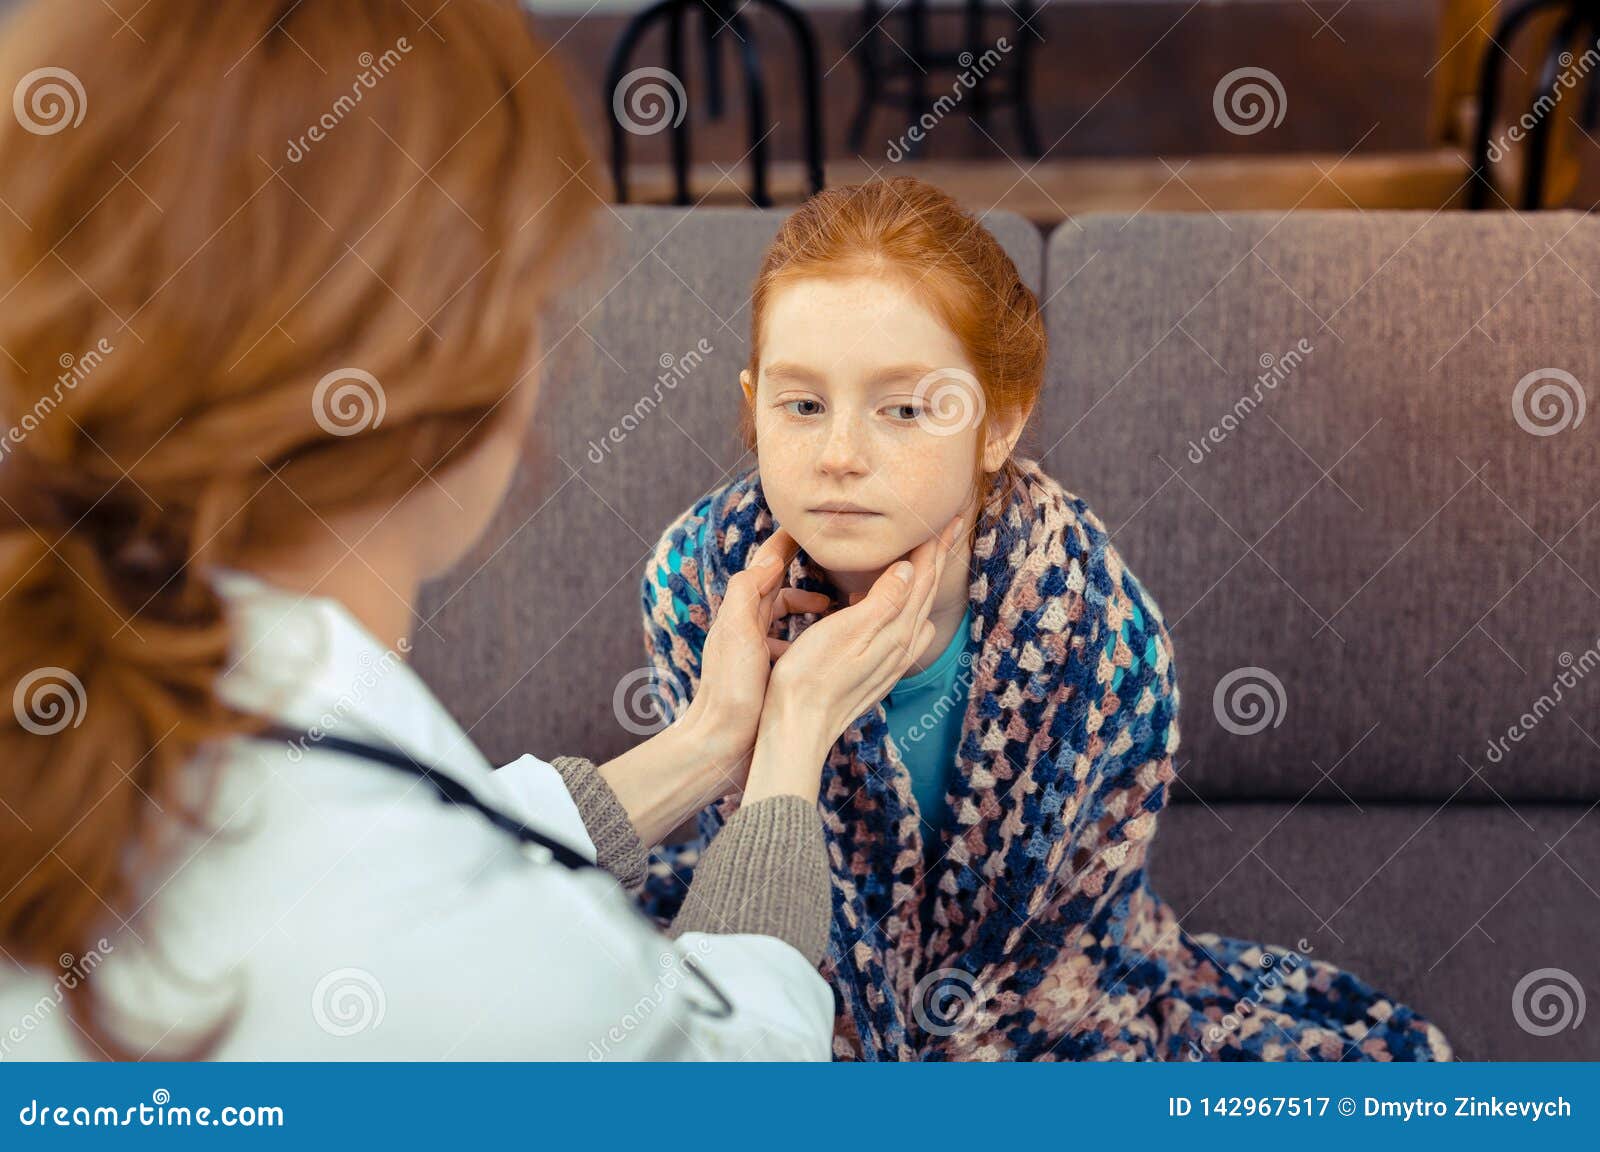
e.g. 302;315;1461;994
637;458;1454;1062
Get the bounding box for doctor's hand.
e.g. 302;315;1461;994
681;527;831;793
740;513;960;806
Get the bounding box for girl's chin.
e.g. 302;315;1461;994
797;539;906;582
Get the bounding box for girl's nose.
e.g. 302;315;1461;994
817;416;869;477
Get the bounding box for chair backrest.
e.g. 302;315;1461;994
412;205;1042;768
1042;211;1600;802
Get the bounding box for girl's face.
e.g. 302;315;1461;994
743;274;994;579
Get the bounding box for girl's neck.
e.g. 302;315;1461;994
822;529;974;676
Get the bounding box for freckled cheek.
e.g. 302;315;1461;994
874;439;974;526
753;423;816;520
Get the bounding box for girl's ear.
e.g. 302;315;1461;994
981;403;1030;471
740;368;755;404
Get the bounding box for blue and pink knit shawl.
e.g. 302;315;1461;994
638;458;1454;1062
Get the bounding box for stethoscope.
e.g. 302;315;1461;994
247;724;734;1021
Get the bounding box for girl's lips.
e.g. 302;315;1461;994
810;508;882;530
806;508;883;521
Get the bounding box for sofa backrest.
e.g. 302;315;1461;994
1042;212;1600;802
413;206;1600;803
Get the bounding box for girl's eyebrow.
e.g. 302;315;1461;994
763;361;825;385
764;361;938;387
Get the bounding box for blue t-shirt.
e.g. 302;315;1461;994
883;606;972;848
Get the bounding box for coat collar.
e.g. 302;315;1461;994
209;567;497;796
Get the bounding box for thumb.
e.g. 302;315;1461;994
856;560;915;627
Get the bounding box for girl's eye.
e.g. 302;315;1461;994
887;403;921;421
782;399;823;417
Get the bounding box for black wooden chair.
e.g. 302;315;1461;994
848;0;1042;160
605;0;825;206
1469;0;1600;209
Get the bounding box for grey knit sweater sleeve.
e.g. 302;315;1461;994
548;755;650;889
547;756;832;967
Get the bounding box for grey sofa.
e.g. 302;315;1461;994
414;206;1600;1062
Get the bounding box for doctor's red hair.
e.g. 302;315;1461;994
0;0;595;1057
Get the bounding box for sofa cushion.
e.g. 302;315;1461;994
1149;798;1600;1060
